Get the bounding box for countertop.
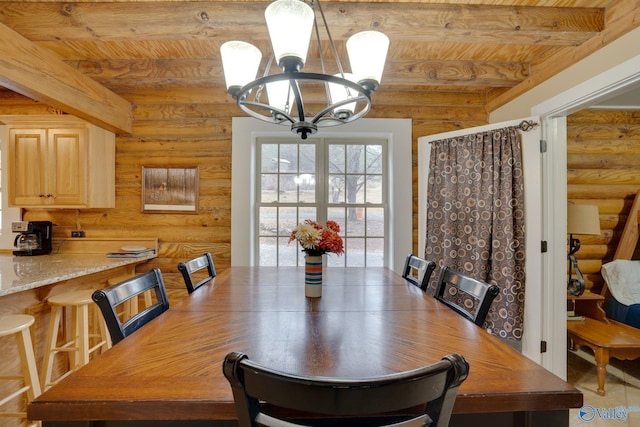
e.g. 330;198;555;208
0;253;156;297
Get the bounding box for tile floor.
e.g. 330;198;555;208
568;348;640;426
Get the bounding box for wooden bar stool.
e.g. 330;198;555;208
0;314;41;426
41;289;110;391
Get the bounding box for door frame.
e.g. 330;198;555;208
532;54;640;377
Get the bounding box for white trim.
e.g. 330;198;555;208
231;117;412;275
530;54;640;378
532;55;640;118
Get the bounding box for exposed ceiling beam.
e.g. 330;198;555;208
0;2;603;46
0;22;132;134
64;58;529;88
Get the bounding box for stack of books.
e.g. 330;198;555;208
107;246;156;258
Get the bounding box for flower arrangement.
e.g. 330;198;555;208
289;220;344;256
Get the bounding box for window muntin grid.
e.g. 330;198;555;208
256;137;388;267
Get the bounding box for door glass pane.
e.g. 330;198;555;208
257;138;386;267
262;144;278;173
367;208;385;237
346;238;365;267
328;145;344;174
259;207;277;236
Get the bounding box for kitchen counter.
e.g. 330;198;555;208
0;253;156;297
0;237;159;416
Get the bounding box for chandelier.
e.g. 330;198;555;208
220;0;389;140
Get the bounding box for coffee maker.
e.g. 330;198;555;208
12;221;53;256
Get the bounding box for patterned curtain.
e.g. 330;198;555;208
424;127;526;341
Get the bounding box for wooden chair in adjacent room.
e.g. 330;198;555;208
0;314;41;426
177;252;216;294
223;351;469;427
402;253;437;291
433;266;500;327
92;268;170;345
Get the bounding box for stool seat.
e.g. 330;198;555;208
0;314;35;336
0;314;41;426
47;289;95;306
41;289;110;391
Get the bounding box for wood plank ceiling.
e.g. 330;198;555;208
0;0;637;134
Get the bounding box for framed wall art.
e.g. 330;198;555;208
142;165;199;213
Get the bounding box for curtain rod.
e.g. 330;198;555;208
517;120;539;132
426;119;540;143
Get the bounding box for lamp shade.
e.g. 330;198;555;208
346;31;389;86
220;41;262;93
328;73;357;117
265;0;314;71
567;204;601;235
266;80;294;114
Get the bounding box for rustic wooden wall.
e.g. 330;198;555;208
8;91;638;301
567;109;640;294
0;87;486;426
0;87;488;305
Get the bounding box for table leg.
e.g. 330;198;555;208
592;346;609;396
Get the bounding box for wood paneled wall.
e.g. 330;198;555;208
567;109;640;293
0;87;488;304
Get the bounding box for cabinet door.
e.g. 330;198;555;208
47;128;87;206
9;129;47;205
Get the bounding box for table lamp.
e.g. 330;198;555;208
567;203;601;296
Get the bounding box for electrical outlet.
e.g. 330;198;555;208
71;230;85;238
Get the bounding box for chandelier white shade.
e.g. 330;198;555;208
266;80;295;114
220;41;262;95
328;73;357;118
347;31;390;90
265;0;315;71
220;0;389;139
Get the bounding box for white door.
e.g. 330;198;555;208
417;117;548;371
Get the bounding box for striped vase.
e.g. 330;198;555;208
304;254;323;298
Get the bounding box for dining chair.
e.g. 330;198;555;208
402;253;437;291
223;351;469;427
433;266;500;327
92;268;170;345
177;252;216;294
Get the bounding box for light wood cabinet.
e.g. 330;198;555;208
4;116;115;208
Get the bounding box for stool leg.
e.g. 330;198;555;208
68;306;78;371
41;306;62;390
143;290;153;308
93;306;112;350
17;325;41;400
76;304;90;368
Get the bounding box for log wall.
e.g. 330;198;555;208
5;93;637;301
567;109;640;293
0;87;488;305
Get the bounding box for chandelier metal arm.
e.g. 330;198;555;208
290;78;305;123
234;71;373;139
312;95;370;123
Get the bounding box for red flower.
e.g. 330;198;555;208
289;220;344;256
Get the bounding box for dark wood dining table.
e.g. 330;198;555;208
27;267;582;427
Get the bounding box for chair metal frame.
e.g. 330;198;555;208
92;268;169;345
178;252;217;294
223;351;469;427
433;266;500;327
402;254;436;291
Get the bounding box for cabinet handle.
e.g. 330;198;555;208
46;194;54;198
39;194;45;198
